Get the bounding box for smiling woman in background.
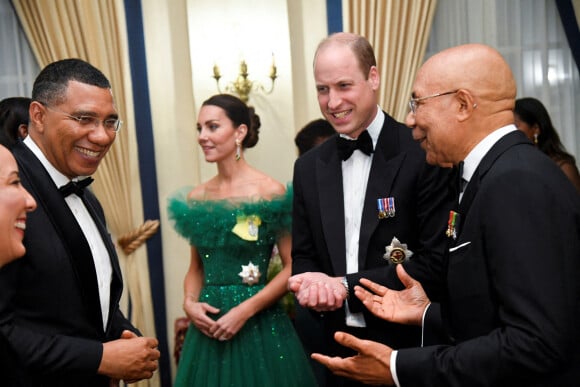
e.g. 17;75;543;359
514;97;580;192
0;144;36;266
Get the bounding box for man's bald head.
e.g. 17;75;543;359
420;44;516;115
407;44;518;166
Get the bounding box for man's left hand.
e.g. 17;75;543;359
311;332;394;386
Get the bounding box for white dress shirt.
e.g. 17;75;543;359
23;136;112;329
341;107;384;327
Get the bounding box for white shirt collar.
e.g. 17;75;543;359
366;106;384;149
462;124;517;183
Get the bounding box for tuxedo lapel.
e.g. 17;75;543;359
81;193;123;331
457;131;531;233
359;116;406;268
317;146;348;275
12;142;104;333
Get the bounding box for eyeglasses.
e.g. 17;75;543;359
408;90;458;115
41;103;122;132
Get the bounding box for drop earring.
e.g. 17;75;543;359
235;139;241;161
533;132;539;145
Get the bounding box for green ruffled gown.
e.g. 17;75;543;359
168;187;317;387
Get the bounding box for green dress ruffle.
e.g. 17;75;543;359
168;186;316;387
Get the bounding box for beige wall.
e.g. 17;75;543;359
141;0;328;379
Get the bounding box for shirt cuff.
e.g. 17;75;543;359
391;350;400;387
391;304;430;387
421;303;431;347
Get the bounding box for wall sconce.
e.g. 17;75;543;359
212;56;277;104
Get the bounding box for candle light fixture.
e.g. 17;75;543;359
212;55;277;103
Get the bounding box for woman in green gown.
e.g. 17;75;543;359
168;94;316;386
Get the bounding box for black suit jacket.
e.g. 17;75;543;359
0;142;137;386
397;130;580;386
292;112;451;353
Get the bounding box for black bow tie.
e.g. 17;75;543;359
59;177;94;197
336;130;374;161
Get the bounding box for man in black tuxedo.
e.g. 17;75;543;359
312;44;580;386
288;33;451;387
0;59;160;386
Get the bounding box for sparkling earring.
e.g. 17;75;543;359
235;139;241;161
533;132;539;145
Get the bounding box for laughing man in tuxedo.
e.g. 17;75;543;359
0;59;160;386
312;44;580;387
288;33;451;387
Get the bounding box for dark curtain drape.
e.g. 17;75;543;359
556;0;580;72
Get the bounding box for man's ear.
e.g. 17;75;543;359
456;89;476;122
368;66;380;91
29;101;50;133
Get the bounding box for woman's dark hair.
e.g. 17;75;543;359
514;97;576;166
201;94;261;148
0;97;32;148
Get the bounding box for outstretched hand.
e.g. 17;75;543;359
355;264;429;326
311;332;394;386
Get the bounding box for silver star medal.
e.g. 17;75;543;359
383;236;413;264
239;261;261;285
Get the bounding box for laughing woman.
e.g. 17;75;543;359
0;144;36;266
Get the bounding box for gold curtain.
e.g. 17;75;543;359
11;1;159;386
343;0;438;121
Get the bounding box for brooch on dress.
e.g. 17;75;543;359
239;262;261;285
383;236;413;264
232;215;261;241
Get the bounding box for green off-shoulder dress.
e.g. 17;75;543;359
168;187;316;387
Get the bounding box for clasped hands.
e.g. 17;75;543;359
290;265;430;385
288;271;348;311
183;297;250;342
101;330;160;386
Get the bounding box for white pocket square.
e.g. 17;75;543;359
449;241;471;252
